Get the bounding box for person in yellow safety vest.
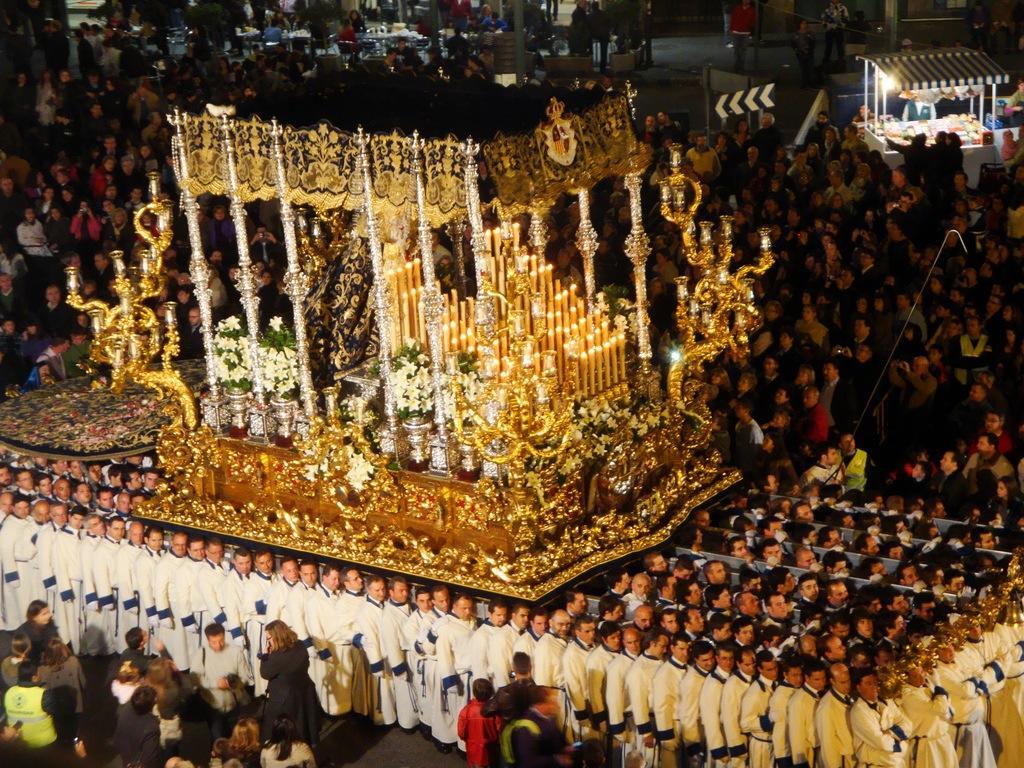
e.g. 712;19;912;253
1;661;58;749
839;432;870;493
951;316;991;387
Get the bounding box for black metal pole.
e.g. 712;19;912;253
514;0;526;83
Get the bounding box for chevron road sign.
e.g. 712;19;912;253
714;83;776;120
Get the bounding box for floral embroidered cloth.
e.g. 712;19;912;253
0;361;205;460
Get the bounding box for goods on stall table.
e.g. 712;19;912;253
880;114;987;147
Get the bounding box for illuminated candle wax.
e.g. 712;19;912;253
163;302;177;327
65;266;80;292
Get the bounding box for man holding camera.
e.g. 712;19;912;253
192;622;253;740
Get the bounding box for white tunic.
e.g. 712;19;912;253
768;682;798;767
219;568;249;644
404;608;436;726
88;535;120;655
512;625;543;662
721;670;753;762
849;697;911;768
699;668;729;767
80;533;108;655
431;614;477;747
625;653;663;766
15;521;46;609
679;666;709;752
561;637;593;739
242;569;274;696
585;644;618;734
36;521;60;611
195;558;230;634
651;656;687;756
604;651;635;746
786;684;823;768
739;677;774;768
383;599;418;730
492;623;521;688
340;589;371;717
153;550;193;670
0;514;33;630
52;526;83;647
114;542;144;652
899;684;956;768
533;632;568;688
356;596;396;726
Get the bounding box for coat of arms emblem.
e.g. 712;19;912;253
539;98;578;167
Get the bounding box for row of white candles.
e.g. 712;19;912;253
382;228;627;398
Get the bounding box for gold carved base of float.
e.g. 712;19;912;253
137;424;738;601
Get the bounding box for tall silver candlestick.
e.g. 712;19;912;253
219;114;267;437
529;207;548;258
411;134;449;473
624;172;653;366
171;113;221;420
575;187;598;313
357;128;399;447
461;139;493;331
271;119;315;420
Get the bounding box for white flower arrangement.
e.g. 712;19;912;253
212;315;253;392
392;340;433;419
259;316;299;399
301;442;377;493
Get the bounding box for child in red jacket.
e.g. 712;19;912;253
457;678;503;768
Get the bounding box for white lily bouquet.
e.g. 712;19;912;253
212;315;253;392
259;316;299;400
392;340;433;419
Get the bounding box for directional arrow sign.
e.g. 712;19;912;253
760;82;775;108
728;90;745;116
744;85;762;112
715;93;730;120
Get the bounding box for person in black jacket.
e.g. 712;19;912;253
15;600;59;665
113;685;162;768
259;620;319;746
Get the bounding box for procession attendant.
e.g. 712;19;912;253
432;593;478;752
382;576;419;730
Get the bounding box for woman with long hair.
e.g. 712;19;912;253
260;714;316;768
260;620;320;746
16;599;58;664
145;656;192;761
224;717;261;768
37;636;86;751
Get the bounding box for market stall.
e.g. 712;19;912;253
857;48;1009;185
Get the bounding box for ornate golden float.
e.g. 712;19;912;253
90;96;771;600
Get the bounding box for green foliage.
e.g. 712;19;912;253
184;3;226;29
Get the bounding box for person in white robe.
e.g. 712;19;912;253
36;502;66;617
154;531;195;670
604;626;640;763
512;607;548;663
431;593;478;750
303;564;344;715
52;509;86;647
355;574;396;726
243;550;275;696
195;538;230;637
341;568;372;718
651;632;689;768
90;517;124;655
769;657;804;768
814;662;855;768
0;495;34;630
787;659;827;768
219;547;252;646
80;513;109;655
493;602;528;688
561;614;596;741
263;556;313;653
404;586;436;729
933;641;997;768
739;651;778;768
625;629;667;768
469;600;509;687
15;499;49;609
700;644;735;768
849;668;912;768
382;576;418;730
114;520;145;652
134;526;163;654
679;640;715;767
721;646;756;765
902;663;957;768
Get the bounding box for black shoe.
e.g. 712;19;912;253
438;743;453;754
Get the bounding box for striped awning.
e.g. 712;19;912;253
859;48;1008;92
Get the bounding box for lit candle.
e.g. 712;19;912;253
513;222;520;252
700;222;714;248
515;247;529;274
510;310;526;339
400;290;410;342
90;312;102;334
139;254;152;276
446;352;459;375
542;350;557;378
65;266;79;293
677;276;688;300
760;229;772;252
112;252;126;277
163;302;176;328
660;184;671;205
522;338;535;370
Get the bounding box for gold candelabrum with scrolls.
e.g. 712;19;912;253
451;232;581;491
658;145;773;439
64;172;196;429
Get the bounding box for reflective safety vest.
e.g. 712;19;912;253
954;334;988;385
499;717;542;767
844;449;868;491
3;684;57;748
